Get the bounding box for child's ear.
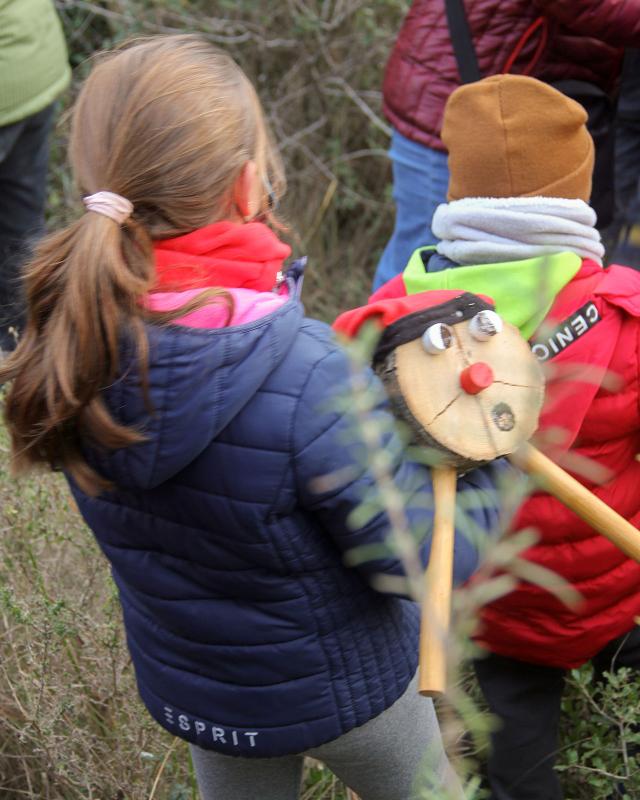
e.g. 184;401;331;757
232;161;260;221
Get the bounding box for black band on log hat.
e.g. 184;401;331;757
372;292;495;367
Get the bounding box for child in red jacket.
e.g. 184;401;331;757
372;74;640;800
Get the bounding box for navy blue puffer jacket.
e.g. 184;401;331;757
71;275;503;758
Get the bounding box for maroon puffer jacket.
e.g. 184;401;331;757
384;0;640;151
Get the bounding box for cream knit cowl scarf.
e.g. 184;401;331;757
431;197;605;266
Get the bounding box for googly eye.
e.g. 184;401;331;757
422;323;453;354
469;310;503;341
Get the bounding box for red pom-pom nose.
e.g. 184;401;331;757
460;362;494;395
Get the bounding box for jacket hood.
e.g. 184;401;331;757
90;297;303;490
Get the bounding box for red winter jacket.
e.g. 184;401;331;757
479;260;640;668
384;0;640;151
371;257;640;667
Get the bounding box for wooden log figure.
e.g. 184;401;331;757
334;290;640;697
373;292;545;469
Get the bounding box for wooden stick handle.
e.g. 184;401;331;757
419;466;457;697
510;443;640;563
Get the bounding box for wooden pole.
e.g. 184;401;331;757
419;466;458;697
418;445;640;699
510;443;640;564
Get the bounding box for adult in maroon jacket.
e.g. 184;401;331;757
373;0;640;290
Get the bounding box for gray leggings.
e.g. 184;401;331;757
189;673;462;800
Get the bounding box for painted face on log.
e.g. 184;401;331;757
374;294;544;469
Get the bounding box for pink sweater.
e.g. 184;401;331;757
146;287;288;329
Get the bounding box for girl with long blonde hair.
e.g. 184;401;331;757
1;35;502;800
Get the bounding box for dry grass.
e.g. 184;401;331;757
0;424;188;798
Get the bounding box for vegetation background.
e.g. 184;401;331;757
0;1;638;798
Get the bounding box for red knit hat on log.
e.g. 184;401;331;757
334;291;494;338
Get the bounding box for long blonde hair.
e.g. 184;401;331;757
0;35;285;494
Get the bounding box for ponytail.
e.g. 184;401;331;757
0;213;155;493
1;210;233;495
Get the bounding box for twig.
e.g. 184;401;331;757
278;116;328;152
55;0;134;24
302;178;338;247
324;77;392;138
148;738;180;800
346;359;425;600
572;673;619;727
330;148;389;165
570;764;629;781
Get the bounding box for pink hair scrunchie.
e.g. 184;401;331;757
83;191;133;224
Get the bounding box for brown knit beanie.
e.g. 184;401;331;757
442;74;594;202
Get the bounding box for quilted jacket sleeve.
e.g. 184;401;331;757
292;338;505;589
534;0;640;47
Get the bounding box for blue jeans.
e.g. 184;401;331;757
0;103;55;350
373;129;449;291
